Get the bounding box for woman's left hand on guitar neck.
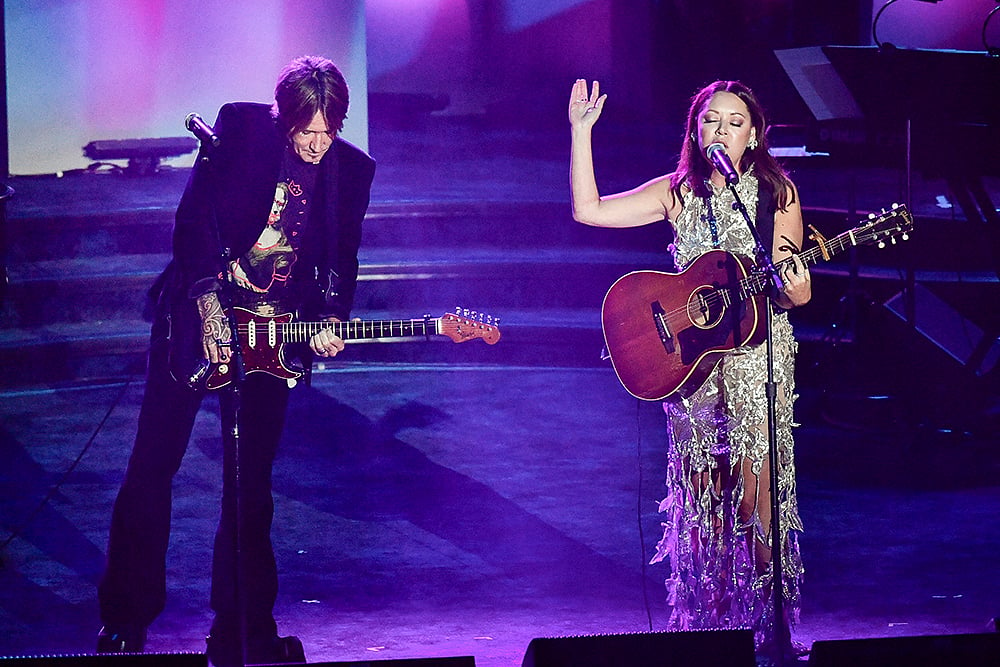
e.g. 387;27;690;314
774;254;811;310
772;181;811;311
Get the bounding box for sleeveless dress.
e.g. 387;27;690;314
649;170;804;649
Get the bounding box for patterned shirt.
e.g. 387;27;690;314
228;147;319;315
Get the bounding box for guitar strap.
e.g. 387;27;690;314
755;180;777;256
754;180;798;310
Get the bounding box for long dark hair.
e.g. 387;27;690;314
669;80;794;210
272;55;349;137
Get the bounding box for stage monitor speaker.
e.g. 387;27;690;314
809;632;1000;666
0;654;206;666
289;658;475;667
521;629;755;667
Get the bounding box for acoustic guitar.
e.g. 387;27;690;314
601;204;913;401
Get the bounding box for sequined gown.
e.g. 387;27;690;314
649;171;804;648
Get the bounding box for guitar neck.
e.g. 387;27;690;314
281;318;442;343
794;229;856;270
739;227;858;300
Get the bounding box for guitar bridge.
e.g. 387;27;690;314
651;302;675;354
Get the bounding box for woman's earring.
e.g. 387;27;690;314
690;132;697;143
748;138;758;150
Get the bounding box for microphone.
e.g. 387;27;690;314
706;142;739;185
185;113;220;147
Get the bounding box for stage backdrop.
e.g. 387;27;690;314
5;0;368;176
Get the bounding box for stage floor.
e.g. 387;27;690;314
1;364;998;665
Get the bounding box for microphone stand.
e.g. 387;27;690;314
725;179;793;665
191;132;249;667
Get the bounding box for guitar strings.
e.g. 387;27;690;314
234;318;439;342
653;209;901;330
655;229;865;330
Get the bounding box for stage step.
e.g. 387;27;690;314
4;166;995;391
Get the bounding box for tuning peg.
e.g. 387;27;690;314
878;240;886;249
902;233;909;241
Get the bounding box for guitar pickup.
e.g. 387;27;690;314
651;301;675;354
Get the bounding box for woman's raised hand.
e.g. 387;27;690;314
568;79;607;129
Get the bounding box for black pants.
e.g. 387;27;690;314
98;315;291;641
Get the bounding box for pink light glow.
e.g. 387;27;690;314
82;1;168;133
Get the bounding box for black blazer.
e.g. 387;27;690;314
168;102;376;321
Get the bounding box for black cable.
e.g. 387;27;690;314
872;0;902;48
984;4;1000;54
0;379;133;557
636;398;654;631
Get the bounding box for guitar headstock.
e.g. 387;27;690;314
854;203;914;248
439;308;501;345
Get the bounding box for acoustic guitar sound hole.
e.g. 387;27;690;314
688;286;725;329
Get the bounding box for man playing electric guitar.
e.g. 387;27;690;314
96;57;375;667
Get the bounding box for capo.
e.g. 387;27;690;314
807;224;830;261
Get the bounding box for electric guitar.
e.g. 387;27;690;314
174;307;501;390
601;204;913;401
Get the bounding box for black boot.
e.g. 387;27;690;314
206;632;305;667
249;635;305;665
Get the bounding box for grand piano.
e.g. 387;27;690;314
776;44;1000;225
775;45;1000;378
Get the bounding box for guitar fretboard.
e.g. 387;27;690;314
735;222;889;301
685;207;909;320
239;318;443;344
